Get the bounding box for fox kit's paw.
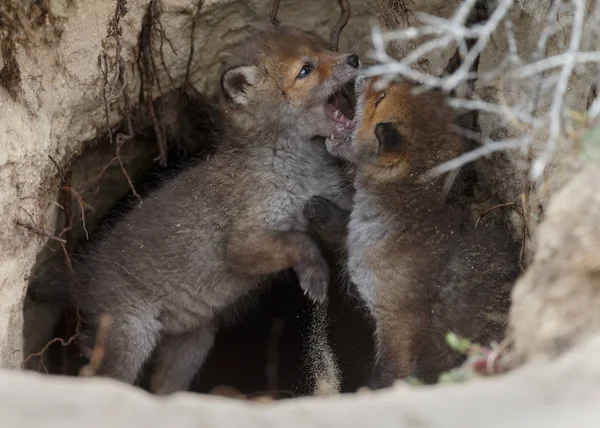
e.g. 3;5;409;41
296;257;329;303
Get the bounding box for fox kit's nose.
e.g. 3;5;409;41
346;54;360;69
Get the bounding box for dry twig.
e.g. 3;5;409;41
363;0;599;184
139;0;168;167
15;220;67;244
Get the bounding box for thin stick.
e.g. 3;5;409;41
15;220;67;244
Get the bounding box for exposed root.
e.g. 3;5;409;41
116;132;142;203
269;0;281;26
21;308;81;370
139;0;168;166
96;0;142;198
330;0;351;52
48;155;77;272
155;17;177;89
15;219;67;245
186;1;203;87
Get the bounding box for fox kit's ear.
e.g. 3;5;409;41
375;122;403;155
221;65;260;106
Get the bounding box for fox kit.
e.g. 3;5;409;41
311;76;520;387
28;25;359;394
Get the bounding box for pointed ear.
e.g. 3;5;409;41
374;122;403;154
221;65;260;106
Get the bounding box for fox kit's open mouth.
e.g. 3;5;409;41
325;83;356;138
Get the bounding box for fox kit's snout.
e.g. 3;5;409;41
347;77;463;182
220;25;359;140
24;24;358;396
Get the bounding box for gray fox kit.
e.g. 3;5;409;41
28;25;359;394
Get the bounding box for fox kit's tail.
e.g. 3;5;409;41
27;257;74;306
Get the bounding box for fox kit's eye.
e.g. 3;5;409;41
297;64;314;79
375;92;386;107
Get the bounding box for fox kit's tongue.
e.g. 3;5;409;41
325;95;354;137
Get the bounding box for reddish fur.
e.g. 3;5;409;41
345;78;520;386
354;78;462;179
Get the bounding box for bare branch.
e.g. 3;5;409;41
530;0;586;180
442;0;514;92
362;0;598;184
446;98;537;125
427;139;524;177
514;52;600;79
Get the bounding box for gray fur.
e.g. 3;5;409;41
28;25;358;394
310;78;520;387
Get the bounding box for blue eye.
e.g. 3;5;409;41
297;64;314;79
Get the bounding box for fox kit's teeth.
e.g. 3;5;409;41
325;101;355;133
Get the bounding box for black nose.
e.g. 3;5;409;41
346;54;360;69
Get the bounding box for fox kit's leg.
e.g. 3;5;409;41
150;323;216;395
369;303;428;389
227;230;329;302
369;338;399;390
93;312;162;384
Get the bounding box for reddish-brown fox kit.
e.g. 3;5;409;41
312;76;520;387
27;25;360;394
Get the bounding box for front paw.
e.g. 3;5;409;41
296;258;329;303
